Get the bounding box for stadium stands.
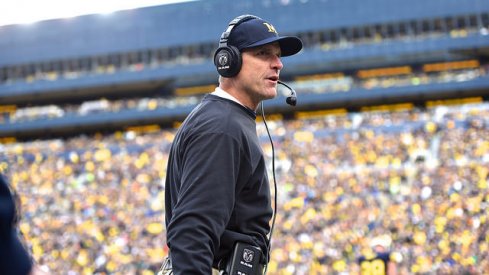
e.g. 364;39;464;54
2;102;488;273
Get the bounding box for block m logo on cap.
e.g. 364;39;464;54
263;22;277;34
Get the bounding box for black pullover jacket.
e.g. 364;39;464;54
165;94;272;274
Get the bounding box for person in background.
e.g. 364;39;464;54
0;174;47;275
358;235;398;275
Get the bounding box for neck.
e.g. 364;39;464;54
219;80;258;110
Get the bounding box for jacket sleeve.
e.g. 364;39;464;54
166;132;242;274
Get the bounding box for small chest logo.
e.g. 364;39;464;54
243;248;254;262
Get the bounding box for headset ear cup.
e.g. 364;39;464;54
214;45;242;78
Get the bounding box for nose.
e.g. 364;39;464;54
272;56;283;71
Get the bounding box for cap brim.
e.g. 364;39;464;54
242;36;303;57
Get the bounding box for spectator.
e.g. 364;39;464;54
0;174;44;275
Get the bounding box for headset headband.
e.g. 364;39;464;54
214;15;262;78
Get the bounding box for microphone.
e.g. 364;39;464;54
277;80;297;106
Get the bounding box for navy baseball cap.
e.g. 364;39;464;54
228;16;302;57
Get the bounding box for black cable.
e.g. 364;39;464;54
260;101;277;275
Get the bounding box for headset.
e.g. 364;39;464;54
213;15;298;106
214;14;261;78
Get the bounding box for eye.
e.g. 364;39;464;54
256;49;268;56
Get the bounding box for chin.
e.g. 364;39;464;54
263;94;276;101
266;89;277;99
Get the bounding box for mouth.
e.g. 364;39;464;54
267;76;279;83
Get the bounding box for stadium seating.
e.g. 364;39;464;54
2;102;488;274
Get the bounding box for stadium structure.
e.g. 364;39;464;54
1;0;489;274
1;0;488;140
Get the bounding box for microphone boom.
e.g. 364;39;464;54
277;80;297;106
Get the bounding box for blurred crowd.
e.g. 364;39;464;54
1;101;488;274
1;66;487;125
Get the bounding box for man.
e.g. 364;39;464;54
358;236;398;275
163;15;302;274
0;174;33;275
